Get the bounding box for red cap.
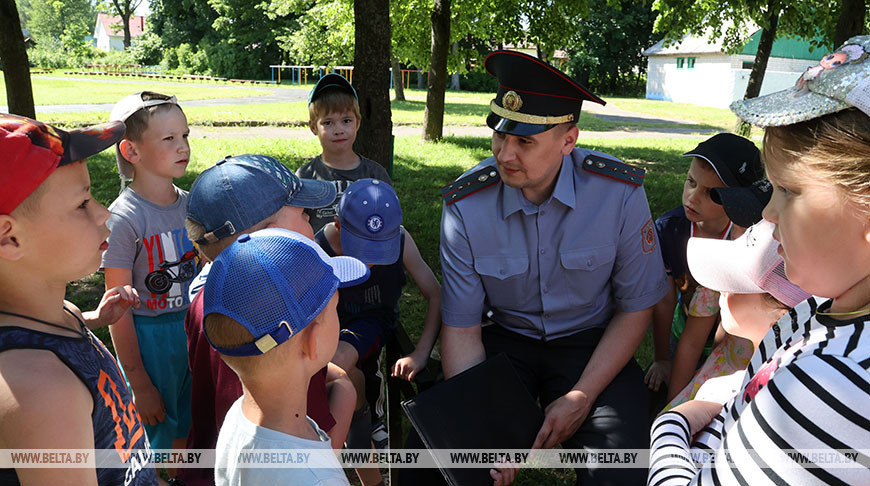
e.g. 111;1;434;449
0;114;125;214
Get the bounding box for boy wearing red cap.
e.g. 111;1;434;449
0;114;157;484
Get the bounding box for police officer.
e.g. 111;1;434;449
439;51;669;485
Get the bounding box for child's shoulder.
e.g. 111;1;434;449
358;156;391;178
655;206;689;235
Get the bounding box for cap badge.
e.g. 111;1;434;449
502;91;523;112
366;215;384;233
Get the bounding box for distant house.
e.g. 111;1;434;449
94;13;145;51
643;30;824;108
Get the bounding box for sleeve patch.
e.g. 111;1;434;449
642;217;656;253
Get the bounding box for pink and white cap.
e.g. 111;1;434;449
687;220;811;308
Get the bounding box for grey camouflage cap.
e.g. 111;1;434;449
731;35;870;127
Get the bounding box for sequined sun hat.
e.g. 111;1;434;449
731;35;870;127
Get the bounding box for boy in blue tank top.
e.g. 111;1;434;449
0;114;157;485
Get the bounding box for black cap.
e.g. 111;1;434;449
484;50;605;136
308;73;357;104
711;179;773;227
683;133;763;187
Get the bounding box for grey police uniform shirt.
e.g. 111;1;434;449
440;147;669;341
295;155;392;233
101;186;195;317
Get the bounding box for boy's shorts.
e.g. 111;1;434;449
121;310;193;451
339;317;395;366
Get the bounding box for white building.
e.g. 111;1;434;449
94;13;145;51
643;31;823;108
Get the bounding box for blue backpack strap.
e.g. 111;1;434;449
582;154;645;186
440;166;500;205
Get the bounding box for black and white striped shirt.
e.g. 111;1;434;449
649;297;870;485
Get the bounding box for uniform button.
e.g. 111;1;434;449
586;259;593;268
540;249;546;255
499;268;506;275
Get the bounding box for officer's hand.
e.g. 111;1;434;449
670;400;723;437
532;389;592;450
644;359;672;392
490;459;518;486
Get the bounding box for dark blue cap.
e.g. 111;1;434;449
187;154;336;245
308;74;357;104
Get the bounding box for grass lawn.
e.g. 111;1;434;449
0;74;271;106
607;96;740;132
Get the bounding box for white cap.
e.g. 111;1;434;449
110;92;178;182
687;220;811;308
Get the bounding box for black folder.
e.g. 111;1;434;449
402;353;544;486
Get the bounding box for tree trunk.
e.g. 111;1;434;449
353;0;392;172
0;0;35;119
737;7;779;136
834;0;866;47
123;14;131;49
422;0;450;141
417;69;426;88
392;56;405;101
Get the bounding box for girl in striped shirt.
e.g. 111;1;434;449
649;34;870;486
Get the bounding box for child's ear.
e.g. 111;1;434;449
0;216;24;261
119;139;140;165
308;119;318;135
301;319;320;361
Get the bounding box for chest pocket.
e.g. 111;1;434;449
560;246;616;307
474;255;530;309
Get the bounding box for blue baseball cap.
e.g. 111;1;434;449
187;154;336;245
338;178;402;265
308;73;357;104
203;228;370;357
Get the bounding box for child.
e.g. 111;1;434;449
204;228;369;486
649;34;870;485
645;133;764;403
316;179;441;454
664;218;810;410
296;74;392;233
178;154;355;486
102;91;195;464
0;114;157;484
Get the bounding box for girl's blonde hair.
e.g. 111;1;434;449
763;108;870;215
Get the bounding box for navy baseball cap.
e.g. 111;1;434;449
309;73;357;104
338;179;402;265
203;228;369;357
683;133;763;188
187;154;336;245
711;179;773;228
484;50;606;136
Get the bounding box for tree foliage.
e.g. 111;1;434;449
24;0;95;43
565;0;661;96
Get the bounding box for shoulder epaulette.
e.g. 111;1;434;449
440;166;500;205
582;154;645;186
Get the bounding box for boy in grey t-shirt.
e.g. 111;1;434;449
297;74;392;233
